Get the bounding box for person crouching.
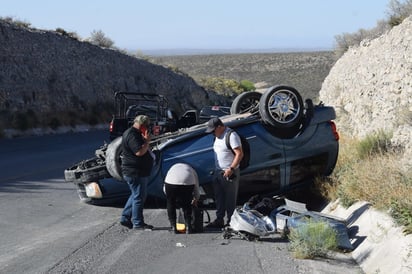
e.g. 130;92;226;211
164;163;200;234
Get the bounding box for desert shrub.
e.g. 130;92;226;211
166;64;189;77
390;200;412;234
199;77;244;97
356;130;392;158
334;0;412;57
88;30;114;48
239;80;255;91
55;28;80;40
387;0;412;26
317;134;412;234
0;16;31;28
289;219;338;259
334;21;390;58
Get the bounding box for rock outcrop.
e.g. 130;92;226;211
0;20;223;130
319;16;412;169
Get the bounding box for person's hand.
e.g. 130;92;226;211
142;128;151;143
223;168;233;179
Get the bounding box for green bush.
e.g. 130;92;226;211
239;80;255;91
391;200;412;234
199;77;244;97
289;219;338;259
356;130;392;158
318;134;412;234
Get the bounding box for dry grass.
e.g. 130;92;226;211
316;134;412;234
289;219;338;259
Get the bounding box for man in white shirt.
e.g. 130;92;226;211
205;117;243;228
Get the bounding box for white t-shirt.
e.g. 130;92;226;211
213;127;241;170
164;163;200;199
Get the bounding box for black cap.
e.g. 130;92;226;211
205;117;224;133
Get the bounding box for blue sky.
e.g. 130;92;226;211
2;0;390;51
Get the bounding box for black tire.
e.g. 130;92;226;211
105;137;124;182
230;91;262;114
259;85;304;129
64;157;110;184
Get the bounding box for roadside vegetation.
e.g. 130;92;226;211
291;130;411;259
334;0;412;57
316;131;412;235
198;77;255;97
289;219;338;259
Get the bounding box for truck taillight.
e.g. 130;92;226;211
329;121;339;141
109;121;113;132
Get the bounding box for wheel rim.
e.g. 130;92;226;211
267;90;301;124
239;97;259;113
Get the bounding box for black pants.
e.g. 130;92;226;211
165;183;194;227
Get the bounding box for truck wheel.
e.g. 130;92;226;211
259;86;304;138
259;85;303;128
230;91;262;114
105;137;124;181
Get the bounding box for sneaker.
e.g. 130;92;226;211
133;223;154;230
120;220;133;229
205;219;224;229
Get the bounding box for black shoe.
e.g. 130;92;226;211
120;220;133;229
133;223;154;230
169;226;179;234
205;219;224;229
185;224;193;234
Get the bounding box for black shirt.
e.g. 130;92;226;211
121;127;153;177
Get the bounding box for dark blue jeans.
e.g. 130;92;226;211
121;175;148;227
212;168;240;224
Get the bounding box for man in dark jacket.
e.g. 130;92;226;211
120;115;154;230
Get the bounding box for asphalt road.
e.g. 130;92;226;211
0;130;363;274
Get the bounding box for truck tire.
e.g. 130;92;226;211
230;91;262;114
105;137;124;182
259;86;304;139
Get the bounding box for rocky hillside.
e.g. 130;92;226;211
319;16;412;169
0;20;224;132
